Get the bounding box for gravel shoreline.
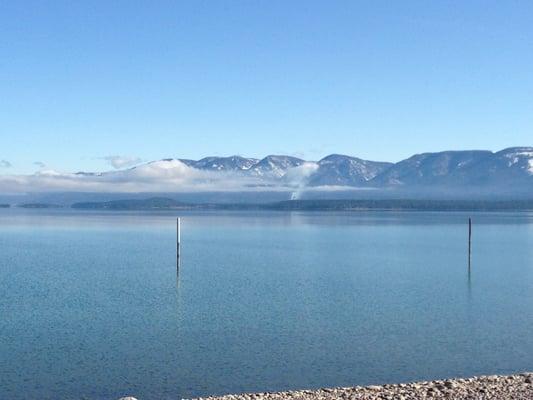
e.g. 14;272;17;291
192;372;533;400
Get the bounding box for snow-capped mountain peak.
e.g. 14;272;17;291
497;147;533;174
184;156;259;171
248;155;305;178
308;154;393;186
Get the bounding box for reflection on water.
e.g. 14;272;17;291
1;209;533;400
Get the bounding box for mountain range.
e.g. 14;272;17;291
0;147;532;204
155;147;533;194
143;147;531;188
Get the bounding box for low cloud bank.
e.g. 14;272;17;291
0;159;321;193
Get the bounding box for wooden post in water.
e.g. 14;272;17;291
468;217;472;268
177;217;181;269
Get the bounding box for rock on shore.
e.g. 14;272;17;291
193;372;533;400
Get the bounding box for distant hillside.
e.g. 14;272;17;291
18;203;63;209
270;199;533;211
371;148;533;189
179;155;258;171
72;197;190;210
71;197;533;212
248;155;306;178
308;154;393;186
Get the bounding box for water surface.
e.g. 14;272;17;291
1;209;532;400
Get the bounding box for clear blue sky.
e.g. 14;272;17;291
1;1;532;173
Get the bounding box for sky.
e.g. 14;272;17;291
1;1;533;175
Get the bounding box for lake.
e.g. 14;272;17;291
1;209;532;400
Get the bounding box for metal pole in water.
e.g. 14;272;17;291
468;217;472;268
177;217;181;269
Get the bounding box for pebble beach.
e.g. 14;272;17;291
190;372;533;400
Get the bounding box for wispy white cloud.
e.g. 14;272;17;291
0;159;362;195
284;162;319;200
34;161;46;168
101;155;143;169
283;162;319;184
0;160;12;168
0;159;311;193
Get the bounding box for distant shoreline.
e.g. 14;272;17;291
70;197;533;212
2;198;533;212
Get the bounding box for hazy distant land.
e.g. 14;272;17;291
1;197;532;211
68;197;533;211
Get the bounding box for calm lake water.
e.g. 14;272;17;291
1;209;533;400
